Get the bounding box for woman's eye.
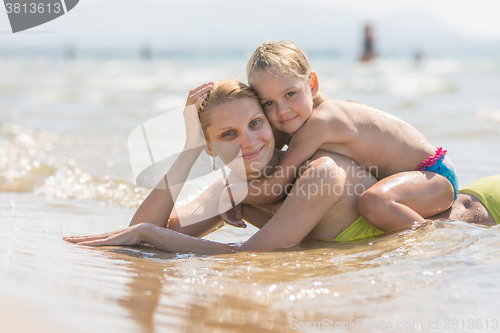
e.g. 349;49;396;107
250;119;261;127
263;101;273;107
221;131;235;138
286;92;295;97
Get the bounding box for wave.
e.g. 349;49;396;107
0;124;57;192
0;123;149;208
34;166;148;208
476;108;500;123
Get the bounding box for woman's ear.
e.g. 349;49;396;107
204;141;216;157
309;72;319;96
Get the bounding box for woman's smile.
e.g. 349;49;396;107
242;146;264;159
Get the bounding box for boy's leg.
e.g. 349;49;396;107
357;171;454;232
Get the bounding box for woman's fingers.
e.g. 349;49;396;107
186;82;213;107
63;228;129;243
76;239;109;246
64;235;106;243
75;236;133;246
65;225;144;247
194;92;208;111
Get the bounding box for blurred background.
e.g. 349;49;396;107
1;0;500;189
1;1;500;332
2;0;500;58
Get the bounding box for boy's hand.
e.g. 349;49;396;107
218;183;248;228
219;203;246;228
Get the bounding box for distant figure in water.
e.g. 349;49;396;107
361;24;376;62
140;43;152;60
414;50;423;67
64;43;76;60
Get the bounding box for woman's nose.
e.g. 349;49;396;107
239;129;258;149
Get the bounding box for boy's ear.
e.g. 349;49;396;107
309;72;319;96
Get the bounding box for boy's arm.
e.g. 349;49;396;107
241;118;327;205
273;128;291;150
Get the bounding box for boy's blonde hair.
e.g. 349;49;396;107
198;78;260;138
246;40;327;108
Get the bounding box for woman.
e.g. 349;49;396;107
64;79;382;252
64;80;500;251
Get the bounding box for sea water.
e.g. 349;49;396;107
1;54;500;332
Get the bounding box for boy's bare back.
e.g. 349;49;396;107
291;99;436;179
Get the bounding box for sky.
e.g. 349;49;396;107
1;0;500;58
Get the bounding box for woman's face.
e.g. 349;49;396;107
204;97;275;179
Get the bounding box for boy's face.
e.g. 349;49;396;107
249;70;315;134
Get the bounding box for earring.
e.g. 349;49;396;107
211;157;217;171
211;156;221;171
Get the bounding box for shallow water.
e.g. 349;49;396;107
1;55;500;332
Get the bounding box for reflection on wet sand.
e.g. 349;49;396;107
94;222;439;332
2;191;500;332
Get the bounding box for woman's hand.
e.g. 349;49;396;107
183;82;213;149
186;82;213;108
65;223;235;253
63;224;147;246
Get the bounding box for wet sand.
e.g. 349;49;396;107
3;191;500;332
0;297;71;333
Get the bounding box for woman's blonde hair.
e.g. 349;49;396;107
198;78;260;138
246;40;327;108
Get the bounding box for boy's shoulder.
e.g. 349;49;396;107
315;99;378;118
345;100;371;107
297;100;343;135
310;99;354;121
311;99;337;117
313;98;369;111
325;99;372;110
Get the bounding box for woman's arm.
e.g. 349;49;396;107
64;202;277;252
66;154;346;252
64;223;236;253
129;83;212;230
165;178;229;237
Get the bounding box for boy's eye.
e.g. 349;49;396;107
263;101;273;107
286;92;295;97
